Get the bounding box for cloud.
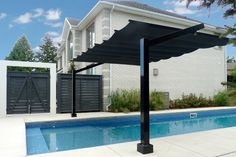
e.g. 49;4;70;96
14;12;33;24
167;8;198;15
44;21;63;28
33;8;44;18
33;46;41;53
11;8;62;29
14;8;44;24
164;0;199;15
45;9;61;21
44;31;62;47
46;31;60;37
164;0;200;7
13;8;61;26
0;13;7;20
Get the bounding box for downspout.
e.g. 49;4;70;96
107;5;115;110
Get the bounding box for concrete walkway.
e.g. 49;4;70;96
0;118;26;157
2;107;236;157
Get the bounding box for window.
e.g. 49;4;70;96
63;50;66;69
86;23;95;49
59;56;62;69
86;68;96;75
68;32;73;61
86;69;93;75
86;23;96;74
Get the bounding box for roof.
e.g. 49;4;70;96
60;18;80;44
74;20;228;65
67;0;225;39
66;17;80;26
101;0;199;22
228;63;236;70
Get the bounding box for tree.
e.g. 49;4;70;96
232;68;236;82
5;35;34;72
35;35;57;63
34;35;57;72
227;56;236;63
187;0;236;45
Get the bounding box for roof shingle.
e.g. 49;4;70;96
66;17;80;25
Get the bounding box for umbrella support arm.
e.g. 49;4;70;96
71;62;103;117
137;38;153;154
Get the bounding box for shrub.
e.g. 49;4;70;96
110;89;166;112
110;89;140;112
213;91;228;106
150;91;164;110
227;89;236;106
170;94;213;109
232;68;236;82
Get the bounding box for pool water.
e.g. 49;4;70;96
26;109;236;155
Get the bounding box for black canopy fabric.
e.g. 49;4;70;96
74;20;228;65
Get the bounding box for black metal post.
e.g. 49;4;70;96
71;68;77;117
137;38;153;154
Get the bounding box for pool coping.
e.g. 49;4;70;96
17;106;236;124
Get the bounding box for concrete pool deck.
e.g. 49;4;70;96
1;107;236;157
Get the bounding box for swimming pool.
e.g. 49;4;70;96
26;109;236;155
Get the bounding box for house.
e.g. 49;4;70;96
57;0;227;109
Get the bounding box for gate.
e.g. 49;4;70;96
7;72;50;114
57;74;103;113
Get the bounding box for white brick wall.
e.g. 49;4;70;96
112;48;226;100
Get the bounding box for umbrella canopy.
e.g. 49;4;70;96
74;20;228;65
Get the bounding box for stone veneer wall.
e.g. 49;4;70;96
101;9;111;110
72;29;83;70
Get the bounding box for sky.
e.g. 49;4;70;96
0;0;235;59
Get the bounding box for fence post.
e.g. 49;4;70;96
71;69;77;117
0;61;7;117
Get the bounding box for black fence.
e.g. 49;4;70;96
7;72;50;114
57;74;103;113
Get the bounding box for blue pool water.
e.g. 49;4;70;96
26;109;236;155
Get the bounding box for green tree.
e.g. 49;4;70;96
227;56;236;63
34;35;57;72
187;0;236;45
5;35;34;72
35;35;57;63
232;68;236;82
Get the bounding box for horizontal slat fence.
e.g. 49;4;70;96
57;74;103;113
